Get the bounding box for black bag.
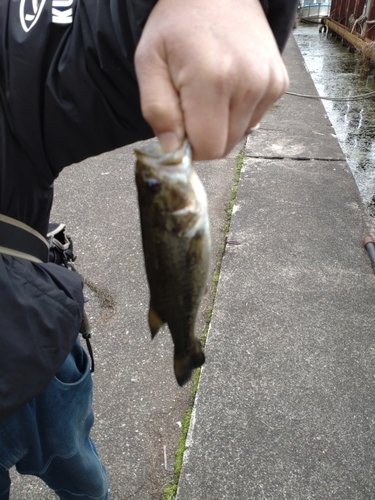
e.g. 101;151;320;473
47;222;94;372
47;223;76;268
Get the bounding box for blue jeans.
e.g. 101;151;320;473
0;340;108;500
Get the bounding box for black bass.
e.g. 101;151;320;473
135;140;210;386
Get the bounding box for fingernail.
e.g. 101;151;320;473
157;132;182;153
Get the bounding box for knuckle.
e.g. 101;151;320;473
270;66;290;99
141;99;183;137
140;100;166;125
189;55;236;96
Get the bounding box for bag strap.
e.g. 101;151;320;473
0;214;49;263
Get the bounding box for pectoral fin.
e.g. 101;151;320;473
148;304;165;339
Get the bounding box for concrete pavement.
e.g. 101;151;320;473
176;35;375;499
9;33;375;499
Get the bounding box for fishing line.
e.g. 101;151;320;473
285;89;375;101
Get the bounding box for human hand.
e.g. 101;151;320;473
134;0;289;160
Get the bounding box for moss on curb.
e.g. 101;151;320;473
161;150;245;500
162;406;193;500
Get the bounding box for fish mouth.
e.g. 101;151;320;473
135;139;191;166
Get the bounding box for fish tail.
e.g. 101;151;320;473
148;304;164;339
174;339;205;387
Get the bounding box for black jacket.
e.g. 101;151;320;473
0;0;297;421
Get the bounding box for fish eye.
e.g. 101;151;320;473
146;178;161;194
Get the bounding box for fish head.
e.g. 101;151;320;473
135;140;198;216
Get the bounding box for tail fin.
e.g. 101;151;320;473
174;339;205;386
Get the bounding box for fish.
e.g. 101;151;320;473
135;139;211;386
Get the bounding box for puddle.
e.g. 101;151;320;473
293;24;375;219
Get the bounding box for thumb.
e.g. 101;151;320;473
135;48;185;152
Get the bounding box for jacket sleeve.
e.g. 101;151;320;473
0;0;157;179
262;0;299;51
42;0;157;174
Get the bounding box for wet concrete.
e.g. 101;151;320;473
294;24;375;213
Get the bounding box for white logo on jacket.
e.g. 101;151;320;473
20;0;73;32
